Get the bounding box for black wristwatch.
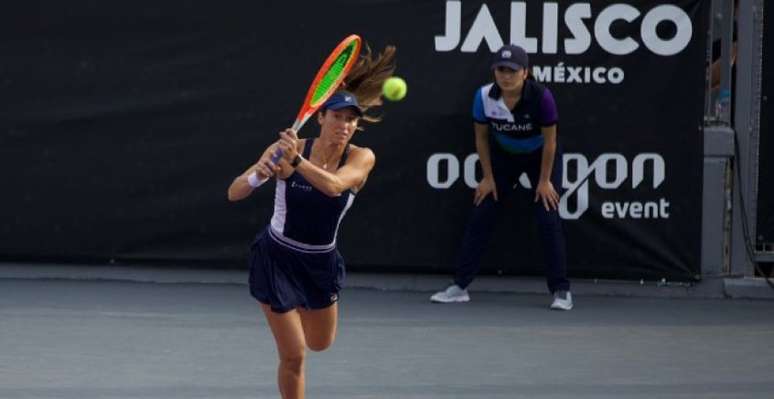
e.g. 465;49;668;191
290;154;303;168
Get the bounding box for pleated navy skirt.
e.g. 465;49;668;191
248;228;345;313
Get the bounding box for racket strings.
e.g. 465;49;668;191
311;43;358;106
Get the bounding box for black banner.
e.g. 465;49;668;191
757;1;773;245
2;1;708;280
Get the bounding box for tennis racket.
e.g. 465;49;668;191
255;34;362;187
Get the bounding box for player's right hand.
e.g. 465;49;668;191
277;129;299;163
474;175;498;206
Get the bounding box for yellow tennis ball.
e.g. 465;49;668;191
382;76;407;101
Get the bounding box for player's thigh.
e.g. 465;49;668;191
261;304;306;361
297;303;338;352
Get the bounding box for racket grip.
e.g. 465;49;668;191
248;148;282;188
274;120;303;165
270;148;284;165
249;148;284;189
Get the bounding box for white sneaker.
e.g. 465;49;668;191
430;284;470;303
550;291;573;310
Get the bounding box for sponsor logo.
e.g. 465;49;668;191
426;152;670;219
491;121;534;133
291;181;313;192
435;1;693;56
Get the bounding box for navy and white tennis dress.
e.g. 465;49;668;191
249;139;355;313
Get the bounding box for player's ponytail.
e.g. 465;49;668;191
342;44;397;124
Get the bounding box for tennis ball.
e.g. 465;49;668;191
382;76;407;101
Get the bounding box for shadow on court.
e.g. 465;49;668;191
1;279;773;399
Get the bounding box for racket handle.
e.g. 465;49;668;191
249;148;284;189
269;120;301;166
255;120;305;188
270;148;284;165
267;118;304;169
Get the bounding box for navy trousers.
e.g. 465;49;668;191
454;147;570;293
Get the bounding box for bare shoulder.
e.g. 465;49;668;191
346;145;376;193
348;144;375;161
346;145;376;170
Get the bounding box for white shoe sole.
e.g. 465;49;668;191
430;295;470;303
550;302;573;311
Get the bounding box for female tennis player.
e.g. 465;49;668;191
228;44;396;399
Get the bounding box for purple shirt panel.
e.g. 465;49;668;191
539;88;558;126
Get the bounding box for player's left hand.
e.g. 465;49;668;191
535;180;560;211
278;129;299;163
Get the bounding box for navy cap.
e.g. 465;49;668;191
491;44;529;71
322;91;363;116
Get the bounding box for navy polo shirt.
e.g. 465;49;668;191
472;79;558;154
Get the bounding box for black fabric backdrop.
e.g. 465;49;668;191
1;1;708;280
756;1;773;245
